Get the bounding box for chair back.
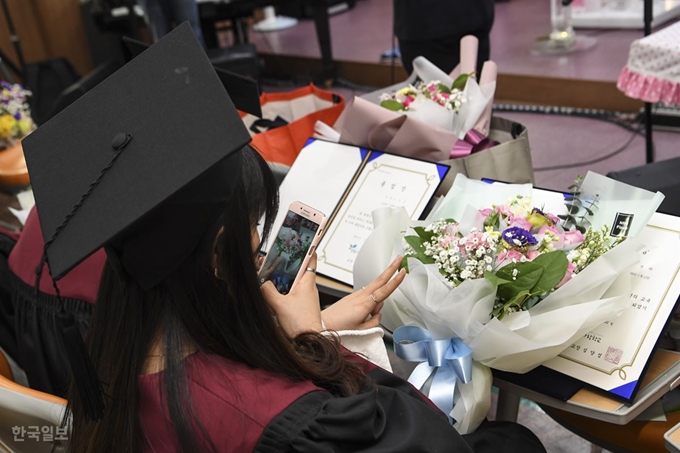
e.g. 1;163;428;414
0;350;66;453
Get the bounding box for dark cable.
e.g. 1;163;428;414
493;103;642;134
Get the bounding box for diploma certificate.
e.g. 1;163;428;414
269;139;449;286
543;212;680;401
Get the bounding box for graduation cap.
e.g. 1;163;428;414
21;23;253;419
122;35;262;118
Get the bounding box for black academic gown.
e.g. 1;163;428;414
138;350;546;452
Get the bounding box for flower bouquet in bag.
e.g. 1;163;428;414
315;36;499;163
353;173;663;430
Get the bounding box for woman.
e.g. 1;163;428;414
394;0;495;75
20;25;545;452
55;146;543;452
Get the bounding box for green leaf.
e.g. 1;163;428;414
492;290;531;320
413;226;435;242
437;83;451;94
584;207;594;216
452;73;470;91
404;236;435;266
380;99;406;111
529;251;569;293
400;256;410;272
506;290;531;308
565;204;580;215
496;262;544;301
483;211;500;229
484;271;511;288
404;235;426;255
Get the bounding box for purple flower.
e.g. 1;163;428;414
13;112;21;120
502;227;538;249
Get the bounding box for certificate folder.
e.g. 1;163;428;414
485;181;680;404
266;138;450;286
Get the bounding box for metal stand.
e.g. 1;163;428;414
496;389;521;422
644;0;655;164
0;0;24;80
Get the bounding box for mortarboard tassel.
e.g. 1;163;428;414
32;133;132;421
35;252;106;421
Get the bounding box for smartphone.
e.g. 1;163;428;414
259;202;327;294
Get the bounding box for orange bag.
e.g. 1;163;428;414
240;85;345;166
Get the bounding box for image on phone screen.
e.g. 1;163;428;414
259;210;320;294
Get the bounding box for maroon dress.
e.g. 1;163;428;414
138;351;546;453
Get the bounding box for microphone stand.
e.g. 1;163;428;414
643;0;654;163
0;0;24;80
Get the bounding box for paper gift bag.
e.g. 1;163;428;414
241;85;345;166
435;117;534;196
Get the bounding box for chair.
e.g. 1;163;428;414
0;349;66;453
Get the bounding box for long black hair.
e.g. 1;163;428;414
64;146;372;452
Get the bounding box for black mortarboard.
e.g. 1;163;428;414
21;22;253;421
122;35;262;118
23;22;251;290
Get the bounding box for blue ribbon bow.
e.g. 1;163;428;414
393;325;473;423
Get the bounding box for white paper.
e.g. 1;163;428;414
263;140;363;254
544;212;680;400
317;153;445;285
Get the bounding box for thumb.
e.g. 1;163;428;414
360;313;382;330
260;281;280;303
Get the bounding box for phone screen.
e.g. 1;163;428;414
259;210;320;294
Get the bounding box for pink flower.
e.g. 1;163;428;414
480;208;493;216
402;96;415;108
526;250;541;261
428;84;437;92
494;205;513;218
496;249;525;267
563;230;585;250
444;223;460;237
440;92;450;99
509;216;533;231
556;261;577;288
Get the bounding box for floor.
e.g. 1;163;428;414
249;0;679;82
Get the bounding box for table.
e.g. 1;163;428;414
617;11;680;164
495;349;680;424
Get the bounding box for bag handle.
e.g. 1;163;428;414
250;116;288;134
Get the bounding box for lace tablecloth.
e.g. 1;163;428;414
618;21;680;105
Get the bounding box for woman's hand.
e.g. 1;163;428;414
322;255;406;332
261;253;323;337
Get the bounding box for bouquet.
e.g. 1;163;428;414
403;179;624;320
316;48;498;163
354;173;663;431
274;230;310;264
0;82;34;146
379;78;469;113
